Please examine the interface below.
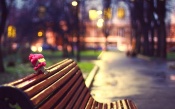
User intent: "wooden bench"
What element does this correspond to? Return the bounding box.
[0,59,137,109]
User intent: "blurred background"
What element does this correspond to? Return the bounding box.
[0,0,175,83]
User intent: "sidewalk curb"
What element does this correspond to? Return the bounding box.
[97,51,104,59]
[85,51,103,88]
[85,65,99,88]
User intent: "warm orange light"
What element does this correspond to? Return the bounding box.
[8,25,16,38]
[104,8,112,19]
[117,7,125,19]
[38,31,43,37]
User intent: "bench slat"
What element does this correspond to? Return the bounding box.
[122,99,130,109]
[91,100,98,109]
[54,72,84,108]
[65,83,84,109]
[65,82,85,109]
[97,103,103,109]
[72,86,89,108]
[46,58,69,69]
[14,59,74,90]
[85,97,94,109]
[112,102,117,109]
[125,99,137,109]
[6,59,70,87]
[79,91,91,109]
[24,62,77,97]
[41,70,82,109]
[103,103,108,109]
[108,103,114,109]
[117,100,122,109]
[31,65,79,106]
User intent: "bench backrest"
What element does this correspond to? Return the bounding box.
[0,59,91,109]
[0,59,137,109]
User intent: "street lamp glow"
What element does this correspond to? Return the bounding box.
[38,46,43,52]
[72,1,78,6]
[7,25,16,38]
[89,10,98,20]
[98,18,104,23]
[97,10,102,15]
[38,31,43,37]
[31,46,37,52]
[97,18,104,28]
[117,7,125,19]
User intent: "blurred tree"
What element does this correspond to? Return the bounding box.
[156,0,167,58]
[14,1,42,43]
[103,0,111,51]
[129,0,143,54]
[0,0,8,72]
[129,0,167,59]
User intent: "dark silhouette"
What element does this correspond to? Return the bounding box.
[129,0,167,59]
[0,0,8,72]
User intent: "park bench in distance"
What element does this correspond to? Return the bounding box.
[0,58,137,109]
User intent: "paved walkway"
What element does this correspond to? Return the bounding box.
[90,51,175,109]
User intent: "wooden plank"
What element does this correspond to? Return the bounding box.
[72,87,88,108]
[97,103,103,109]
[91,100,95,109]
[30,65,79,106]
[103,103,108,109]
[4,74,37,86]
[79,92,91,109]
[126,99,137,109]
[54,71,84,109]
[116,100,122,109]
[91,100,98,109]
[114,99,138,109]
[37,70,81,109]
[108,102,114,109]
[24,63,77,97]
[65,82,85,109]
[112,102,117,109]
[6,59,70,87]
[15,60,74,90]
[121,99,129,109]
[85,97,94,109]
[46,59,69,69]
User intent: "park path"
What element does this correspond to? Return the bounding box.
[90,51,175,109]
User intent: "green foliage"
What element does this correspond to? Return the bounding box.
[78,61,94,74]
[41,50,62,58]
[5,63,33,74]
[80,50,101,58]
[167,52,175,60]
[41,51,63,66]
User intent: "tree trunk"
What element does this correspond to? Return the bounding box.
[0,0,8,72]
[143,23,149,55]
[156,0,167,58]
[160,21,167,58]
[150,26,155,56]
[135,22,142,54]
